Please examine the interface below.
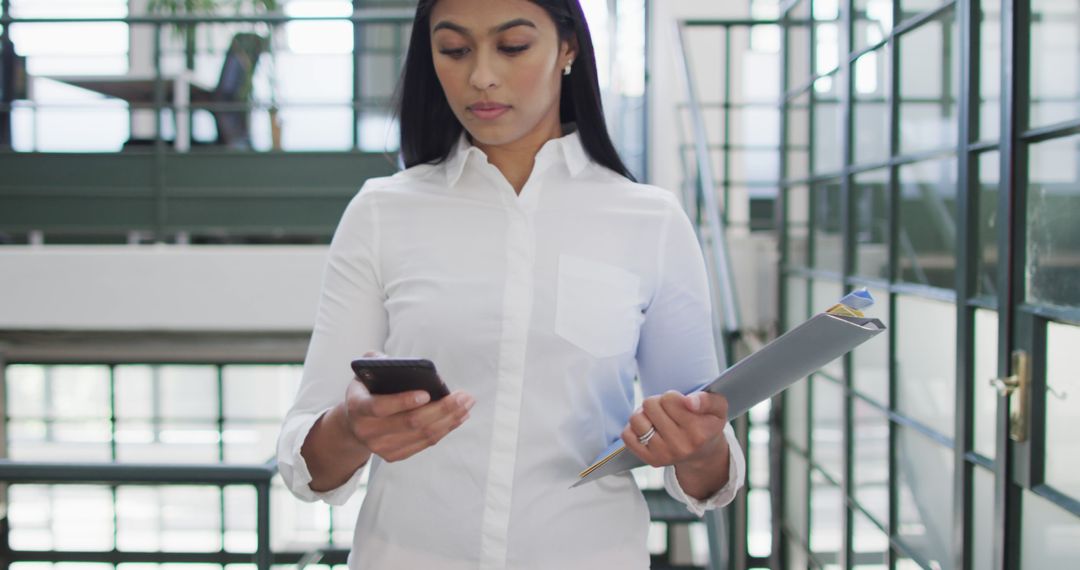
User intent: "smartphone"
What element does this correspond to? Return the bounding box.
[350,358,450,401]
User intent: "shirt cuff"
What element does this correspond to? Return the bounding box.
[662,422,746,517]
[276,408,368,506]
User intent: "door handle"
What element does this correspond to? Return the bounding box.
[989,350,1030,442]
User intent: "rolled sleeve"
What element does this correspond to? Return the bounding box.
[662,422,746,517]
[276,409,368,506]
[276,185,388,506]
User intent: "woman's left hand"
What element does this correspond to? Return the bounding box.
[621,390,730,470]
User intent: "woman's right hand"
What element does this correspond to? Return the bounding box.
[339,379,475,463]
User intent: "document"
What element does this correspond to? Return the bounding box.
[573,289,887,487]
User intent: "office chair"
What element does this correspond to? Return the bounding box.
[123,32,267,150]
[211,32,267,149]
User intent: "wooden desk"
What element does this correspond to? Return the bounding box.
[44,75,215,105]
[42,74,215,150]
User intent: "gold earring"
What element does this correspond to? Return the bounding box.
[563,61,573,76]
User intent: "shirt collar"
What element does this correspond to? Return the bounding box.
[444,126,590,188]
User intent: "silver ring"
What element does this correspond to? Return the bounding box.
[637,426,656,446]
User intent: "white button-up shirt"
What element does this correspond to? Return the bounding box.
[277,130,745,569]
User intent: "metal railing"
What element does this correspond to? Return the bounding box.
[0,7,412,243]
[0,459,351,570]
[673,17,786,570]
[673,22,745,369]
[672,20,749,570]
[0,7,417,143]
[0,460,272,570]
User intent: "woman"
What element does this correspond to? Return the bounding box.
[277,0,745,567]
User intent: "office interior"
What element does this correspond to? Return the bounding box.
[0,0,1077,568]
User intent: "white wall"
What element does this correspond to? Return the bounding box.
[0,246,327,332]
[647,0,750,195]
[646,1,778,330]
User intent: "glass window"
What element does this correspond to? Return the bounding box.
[979,0,1002,142]
[160,365,217,420]
[853,399,890,526]
[1029,0,1080,129]
[854,0,893,54]
[809,469,843,564]
[811,376,845,482]
[51,365,110,419]
[854,169,890,280]
[730,151,782,185]
[977,151,1000,299]
[1021,489,1080,568]
[224,486,257,553]
[359,54,400,100]
[787,92,811,181]
[279,107,354,152]
[853,287,890,404]
[785,376,810,452]
[223,365,302,420]
[784,450,810,543]
[898,10,959,155]
[5,365,46,419]
[10,484,116,551]
[748,487,773,558]
[786,276,810,330]
[786,185,811,267]
[813,0,842,77]
[811,279,846,378]
[8,365,112,461]
[224,423,279,464]
[115,420,221,464]
[898,156,959,289]
[115,365,155,420]
[813,74,844,175]
[971,466,994,570]
[896,555,924,570]
[853,45,891,166]
[8,0,130,152]
[117,486,222,552]
[749,400,773,490]
[285,1,354,54]
[7,485,52,550]
[732,25,781,104]
[1044,321,1080,500]
[1026,135,1080,309]
[276,491,332,548]
[895,424,954,570]
[896,295,957,438]
[789,0,811,19]
[786,15,812,90]
[8,419,111,462]
[812,179,844,274]
[899,0,945,18]
[788,538,810,570]
[735,107,782,147]
[973,309,999,460]
[852,509,889,569]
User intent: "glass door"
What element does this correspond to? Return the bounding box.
[982,0,1080,568]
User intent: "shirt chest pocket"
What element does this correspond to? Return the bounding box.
[554,254,643,358]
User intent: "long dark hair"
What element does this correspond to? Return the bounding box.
[395,0,635,181]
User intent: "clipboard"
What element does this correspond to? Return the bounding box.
[573,304,886,487]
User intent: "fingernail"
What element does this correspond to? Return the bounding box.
[415,392,430,405]
[463,395,476,410]
[687,394,701,411]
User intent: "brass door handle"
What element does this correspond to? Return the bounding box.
[989,375,1020,396]
[989,350,1030,442]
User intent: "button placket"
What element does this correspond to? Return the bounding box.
[477,202,536,569]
